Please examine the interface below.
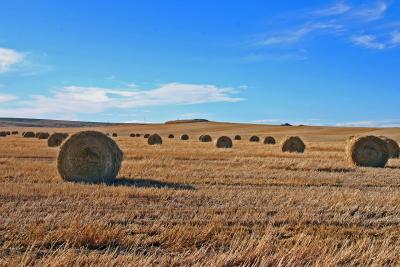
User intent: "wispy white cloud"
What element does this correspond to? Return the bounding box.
[391,31,400,45]
[336,119,400,128]
[313,2,352,16]
[352,2,388,21]
[0,93,17,103]
[0,83,244,119]
[0,48,24,73]
[351,34,386,49]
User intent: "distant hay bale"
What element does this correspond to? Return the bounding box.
[130,133,136,137]
[112,133,118,137]
[281,136,306,153]
[5,131,11,135]
[346,136,389,167]
[12,131,18,135]
[23,132,36,138]
[144,134,150,138]
[148,134,162,145]
[249,136,260,142]
[22,132,25,136]
[263,136,276,144]
[57,131,123,183]
[48,133,69,147]
[181,134,189,140]
[379,136,399,159]
[199,134,212,142]
[37,132,50,139]
[215,136,232,148]
[135,133,141,137]
[234,135,241,140]
[0,132,6,137]
[168,134,174,138]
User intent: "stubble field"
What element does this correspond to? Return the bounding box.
[1,122,400,266]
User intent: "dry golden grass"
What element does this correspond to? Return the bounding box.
[1,122,400,266]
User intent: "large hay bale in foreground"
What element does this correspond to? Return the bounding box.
[199,134,212,142]
[37,132,50,139]
[23,132,35,138]
[168,134,174,139]
[379,136,399,158]
[148,134,162,145]
[181,134,189,140]
[281,136,306,153]
[346,136,389,167]
[48,133,69,147]
[249,136,260,142]
[263,136,276,145]
[215,136,232,148]
[234,135,241,140]
[57,131,123,183]
[144,134,150,138]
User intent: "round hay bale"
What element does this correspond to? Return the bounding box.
[144,133,150,138]
[168,134,174,139]
[379,136,399,159]
[12,131,18,135]
[37,132,50,139]
[234,135,241,140]
[112,133,118,137]
[136,133,141,137]
[199,134,212,142]
[346,136,389,167]
[263,136,276,144]
[148,134,162,145]
[23,132,35,138]
[5,131,11,135]
[57,131,123,183]
[281,136,306,153]
[48,133,69,147]
[215,136,232,148]
[130,133,136,137]
[0,132,6,137]
[249,136,260,142]
[181,134,189,140]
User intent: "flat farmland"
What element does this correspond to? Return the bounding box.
[1,122,400,266]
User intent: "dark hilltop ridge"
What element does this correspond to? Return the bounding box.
[164,119,210,124]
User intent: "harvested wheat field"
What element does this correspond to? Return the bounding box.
[1,121,400,266]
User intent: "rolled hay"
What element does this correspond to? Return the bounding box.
[234,135,241,140]
[57,131,123,183]
[168,134,174,138]
[281,136,306,153]
[346,136,389,167]
[215,136,233,148]
[135,133,141,137]
[148,134,162,145]
[48,133,69,147]
[112,133,118,137]
[130,133,136,137]
[0,132,6,137]
[12,131,18,135]
[263,136,276,145]
[379,136,399,159]
[144,134,150,138]
[249,135,260,142]
[199,134,212,142]
[37,132,50,139]
[23,132,35,138]
[5,131,11,135]
[181,134,189,140]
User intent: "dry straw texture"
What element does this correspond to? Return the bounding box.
[199,134,212,142]
[57,131,123,183]
[148,134,163,145]
[181,134,189,140]
[264,136,276,145]
[281,136,306,153]
[346,136,389,167]
[379,136,399,158]
[234,135,241,140]
[48,133,69,147]
[23,131,35,138]
[250,136,260,142]
[215,136,233,148]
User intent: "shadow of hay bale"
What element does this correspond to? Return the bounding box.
[112,178,196,190]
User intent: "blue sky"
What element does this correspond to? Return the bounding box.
[0,0,399,126]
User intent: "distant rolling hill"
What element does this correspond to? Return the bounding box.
[0,118,129,128]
